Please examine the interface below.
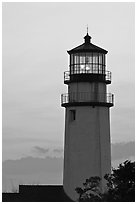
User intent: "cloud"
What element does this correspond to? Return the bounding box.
[33,146,49,154]
[53,148,63,154]
[2,156,63,175]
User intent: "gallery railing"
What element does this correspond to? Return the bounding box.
[64,68,111,83]
[61,92,114,107]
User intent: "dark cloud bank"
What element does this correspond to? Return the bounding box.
[3,141,135,175]
[3,156,63,175]
[33,146,49,154]
[111,141,135,160]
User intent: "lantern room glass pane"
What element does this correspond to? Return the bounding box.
[99,54,102,64]
[70,54,73,65]
[80,54,85,63]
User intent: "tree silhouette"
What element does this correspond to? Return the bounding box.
[75,160,135,202]
[75,176,102,201]
[104,160,135,202]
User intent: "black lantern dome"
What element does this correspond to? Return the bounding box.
[67,33,108,79]
[67,33,108,54]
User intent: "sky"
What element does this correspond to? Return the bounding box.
[2,2,135,162]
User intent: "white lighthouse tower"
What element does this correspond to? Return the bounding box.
[61,32,114,201]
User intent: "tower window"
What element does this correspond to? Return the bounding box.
[70,110,76,121]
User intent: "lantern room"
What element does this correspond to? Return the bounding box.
[68,33,107,75]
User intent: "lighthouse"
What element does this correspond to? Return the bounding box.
[61,32,114,200]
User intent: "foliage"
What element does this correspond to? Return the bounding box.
[75,160,135,202]
[104,160,135,202]
[75,176,102,201]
